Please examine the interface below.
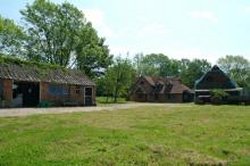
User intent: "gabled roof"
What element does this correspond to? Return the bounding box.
[134,76,192,94]
[0,63,95,86]
[195,65,238,90]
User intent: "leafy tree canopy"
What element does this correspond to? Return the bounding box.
[0,0,112,78]
[180,59,211,88]
[0,16,26,57]
[133,53,180,77]
[218,55,250,87]
[99,56,135,102]
[20,0,112,77]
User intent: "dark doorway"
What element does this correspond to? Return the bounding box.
[85,87,93,106]
[13,81,40,107]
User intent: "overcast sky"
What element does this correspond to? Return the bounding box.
[1,0,250,64]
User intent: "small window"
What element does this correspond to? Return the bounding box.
[85,88,92,96]
[140,81,144,85]
[49,84,67,96]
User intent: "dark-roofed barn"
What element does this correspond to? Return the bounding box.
[129,76,193,103]
[194,65,242,104]
[0,63,96,108]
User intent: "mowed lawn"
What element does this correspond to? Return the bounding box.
[0,105,249,165]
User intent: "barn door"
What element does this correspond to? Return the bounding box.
[84,87,93,106]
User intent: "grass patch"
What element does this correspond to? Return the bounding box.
[0,105,249,165]
[96,96,127,104]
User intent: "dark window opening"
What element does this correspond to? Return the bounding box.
[85,88,92,96]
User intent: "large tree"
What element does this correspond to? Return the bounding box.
[20,0,112,77]
[0,15,26,57]
[102,57,135,102]
[180,59,211,88]
[133,53,179,77]
[217,55,250,87]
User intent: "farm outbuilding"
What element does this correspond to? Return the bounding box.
[0,59,96,108]
[194,65,242,104]
[129,76,193,103]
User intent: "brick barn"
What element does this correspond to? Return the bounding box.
[0,62,96,108]
[194,65,242,104]
[129,76,193,103]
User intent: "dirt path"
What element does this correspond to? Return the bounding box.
[0,103,191,118]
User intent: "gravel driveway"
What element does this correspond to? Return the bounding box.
[0,103,185,118]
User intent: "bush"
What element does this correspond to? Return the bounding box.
[211,89,229,105]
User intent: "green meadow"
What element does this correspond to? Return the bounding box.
[0,105,249,165]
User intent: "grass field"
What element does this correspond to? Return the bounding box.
[0,105,249,165]
[96,96,127,104]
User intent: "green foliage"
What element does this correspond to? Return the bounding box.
[180,59,211,88]
[20,0,82,65]
[133,54,211,89]
[211,89,229,99]
[133,53,180,77]
[211,89,229,104]
[0,105,249,165]
[0,54,64,70]
[100,57,136,102]
[19,0,112,77]
[0,0,112,78]
[218,55,250,87]
[96,96,127,104]
[0,15,26,56]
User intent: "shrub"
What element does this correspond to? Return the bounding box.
[211,89,229,105]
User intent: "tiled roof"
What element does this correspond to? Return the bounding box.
[143,76,192,94]
[0,64,95,86]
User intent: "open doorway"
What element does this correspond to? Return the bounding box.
[12,81,40,107]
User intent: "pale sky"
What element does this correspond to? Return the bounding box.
[1,0,250,64]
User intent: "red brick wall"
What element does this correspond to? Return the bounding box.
[0,80,96,107]
[2,79,12,107]
[40,82,96,106]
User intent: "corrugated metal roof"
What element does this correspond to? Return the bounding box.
[0,64,95,86]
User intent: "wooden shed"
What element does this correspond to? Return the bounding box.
[0,60,96,108]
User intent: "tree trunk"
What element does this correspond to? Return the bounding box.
[106,96,109,103]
